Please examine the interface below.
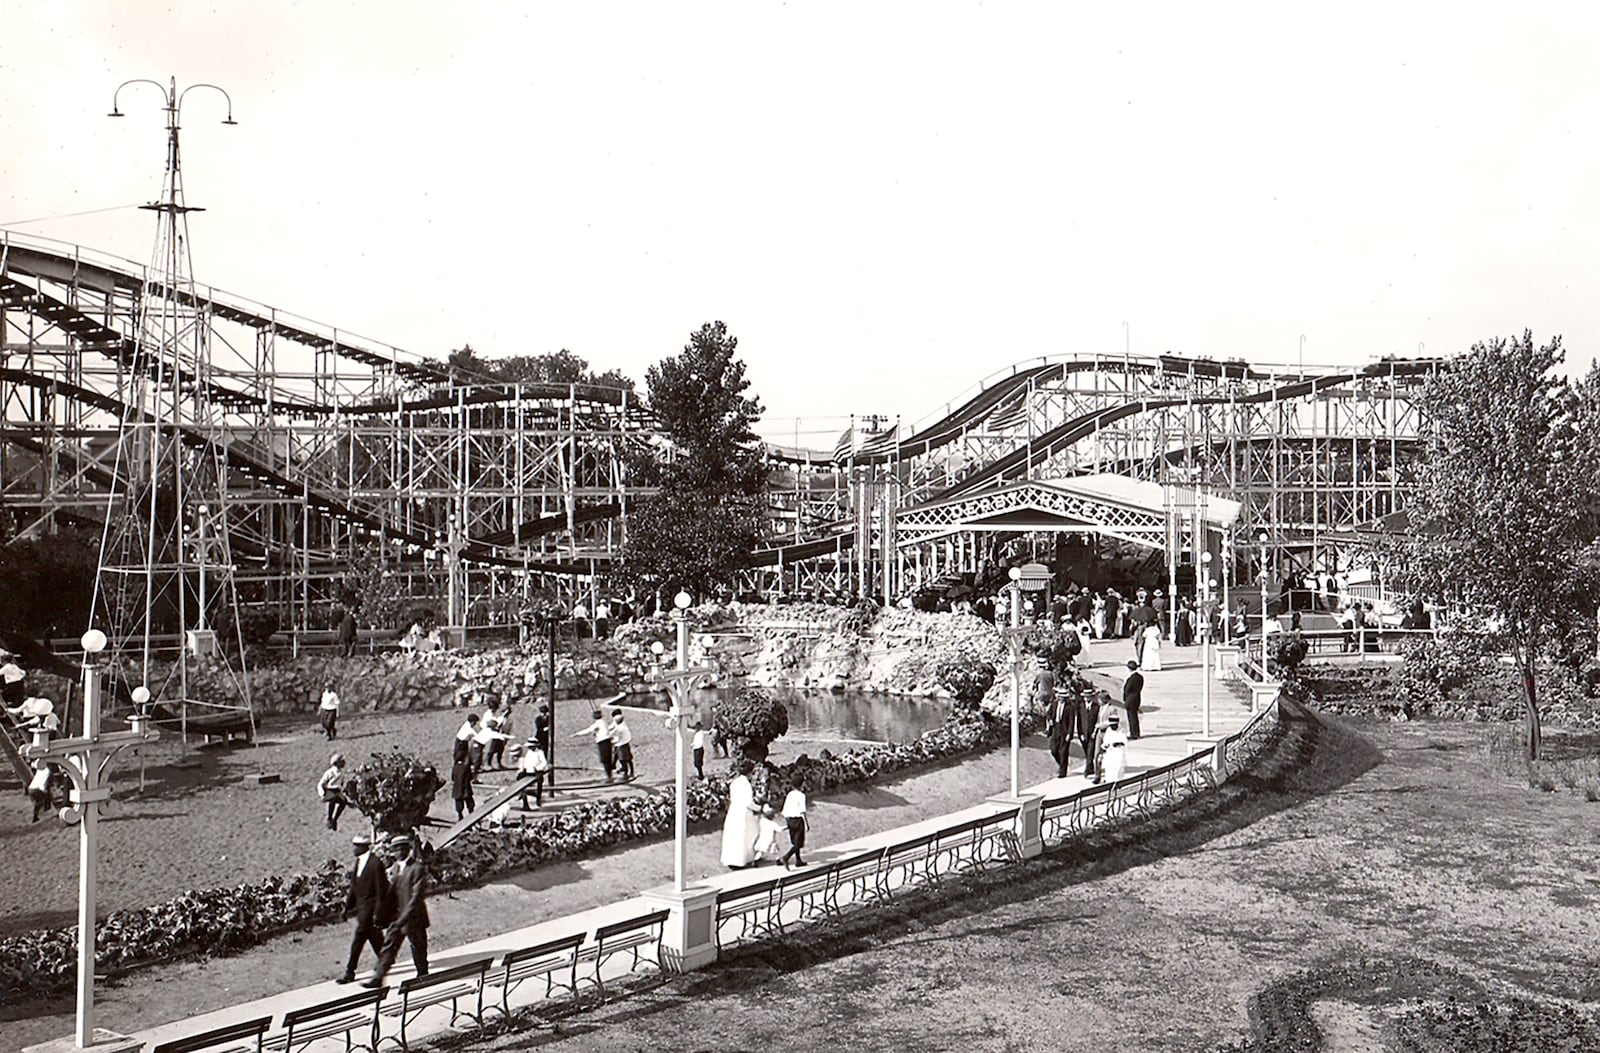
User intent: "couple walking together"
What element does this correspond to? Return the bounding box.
[721,760,809,869]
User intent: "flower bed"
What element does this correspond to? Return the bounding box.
[0,697,1029,1005]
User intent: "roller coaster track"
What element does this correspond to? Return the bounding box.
[4,231,1436,608]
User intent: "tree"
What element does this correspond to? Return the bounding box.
[1405,332,1600,760]
[342,749,446,836]
[621,322,772,595]
[616,490,765,598]
[639,321,768,497]
[936,656,997,711]
[440,345,635,395]
[0,528,101,639]
[713,686,789,762]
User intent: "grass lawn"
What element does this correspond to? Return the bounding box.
[441,705,1600,1052]
[0,688,890,935]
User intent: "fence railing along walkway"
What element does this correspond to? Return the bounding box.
[142,693,1287,1053]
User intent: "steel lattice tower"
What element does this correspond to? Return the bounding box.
[92,77,251,713]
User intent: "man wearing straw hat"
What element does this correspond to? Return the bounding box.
[366,833,429,986]
[337,833,390,984]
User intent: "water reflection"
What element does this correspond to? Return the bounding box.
[631,687,949,745]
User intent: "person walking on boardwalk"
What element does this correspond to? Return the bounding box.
[1082,691,1104,780]
[609,709,635,780]
[573,708,616,782]
[779,771,810,869]
[1029,656,1054,718]
[318,754,348,830]
[365,834,429,986]
[720,759,761,868]
[318,681,341,741]
[1098,712,1129,783]
[1122,660,1145,740]
[338,833,390,984]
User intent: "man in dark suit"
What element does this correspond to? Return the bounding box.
[365,834,429,986]
[1122,660,1145,739]
[1080,691,1102,779]
[338,833,390,984]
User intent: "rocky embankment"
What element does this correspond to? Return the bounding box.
[141,603,1015,717]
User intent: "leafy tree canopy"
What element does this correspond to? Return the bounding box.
[1405,331,1600,758]
[441,345,635,394]
[619,490,765,598]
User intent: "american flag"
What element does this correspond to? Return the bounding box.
[858,424,898,457]
[832,426,854,464]
[986,389,1029,432]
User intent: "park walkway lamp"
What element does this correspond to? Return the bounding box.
[22,629,160,1050]
[1200,551,1214,738]
[1005,567,1024,797]
[1256,528,1275,673]
[649,592,714,892]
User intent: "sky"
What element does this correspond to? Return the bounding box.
[3,1,1598,448]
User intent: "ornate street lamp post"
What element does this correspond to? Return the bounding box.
[649,592,714,892]
[1005,567,1024,797]
[1200,551,1215,738]
[21,630,160,1050]
[1257,528,1271,672]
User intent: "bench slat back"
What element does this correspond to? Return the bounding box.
[152,1014,274,1053]
[400,956,491,996]
[283,985,385,1027]
[503,932,584,972]
[595,908,669,943]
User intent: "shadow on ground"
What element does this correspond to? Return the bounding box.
[430,699,1383,1049]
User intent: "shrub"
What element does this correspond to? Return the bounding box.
[1267,631,1309,679]
[342,749,446,835]
[712,686,789,762]
[936,655,997,710]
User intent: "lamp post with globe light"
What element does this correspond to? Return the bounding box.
[21,630,159,1050]
[648,592,715,892]
[1005,567,1024,797]
[1200,552,1215,738]
[1257,528,1271,672]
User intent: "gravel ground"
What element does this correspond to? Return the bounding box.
[0,690,886,934]
[434,706,1600,1053]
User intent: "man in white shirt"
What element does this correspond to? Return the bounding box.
[691,722,709,779]
[317,754,348,830]
[319,682,341,741]
[595,600,612,640]
[0,656,26,709]
[572,601,590,641]
[572,708,615,782]
[609,709,634,780]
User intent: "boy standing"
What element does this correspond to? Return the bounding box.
[779,772,809,869]
[610,709,634,780]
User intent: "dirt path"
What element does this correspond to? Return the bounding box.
[438,707,1600,1052]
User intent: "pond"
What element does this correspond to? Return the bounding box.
[630,686,950,746]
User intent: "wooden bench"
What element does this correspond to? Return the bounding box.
[487,931,585,1020]
[576,908,671,1001]
[714,875,783,954]
[262,986,386,1053]
[379,957,492,1051]
[932,807,1021,875]
[151,1014,274,1053]
[875,831,940,899]
[186,710,255,746]
[820,847,889,915]
[770,859,838,931]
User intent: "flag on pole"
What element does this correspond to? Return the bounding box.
[986,389,1029,432]
[858,424,898,457]
[832,425,855,464]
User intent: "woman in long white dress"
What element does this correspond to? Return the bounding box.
[1098,713,1129,782]
[1140,621,1163,672]
[720,761,761,868]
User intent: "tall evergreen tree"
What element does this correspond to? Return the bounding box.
[622,322,771,597]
